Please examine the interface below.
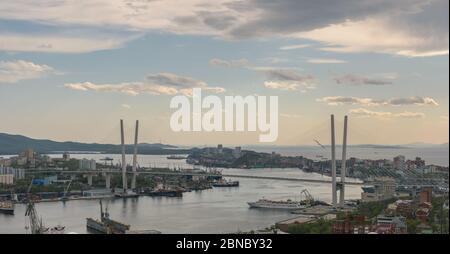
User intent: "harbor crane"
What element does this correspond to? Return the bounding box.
[62,180,72,201]
[300,189,314,206]
[24,177,46,234]
[313,139,327,150]
[26,177,34,195]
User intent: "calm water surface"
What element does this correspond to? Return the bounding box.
[0,154,362,234]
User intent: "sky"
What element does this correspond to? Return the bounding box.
[0,0,448,146]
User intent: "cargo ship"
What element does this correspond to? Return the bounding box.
[0,200,14,215]
[140,187,183,197]
[167,155,187,160]
[87,201,130,234]
[248,199,306,210]
[212,179,239,187]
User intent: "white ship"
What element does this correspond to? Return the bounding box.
[247,199,306,210]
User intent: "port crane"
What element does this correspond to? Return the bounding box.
[62,180,72,201]
[313,139,327,150]
[26,177,34,195]
[300,189,314,206]
[24,178,65,234]
[24,177,47,234]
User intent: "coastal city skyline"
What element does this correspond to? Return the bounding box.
[0,1,448,238]
[0,0,448,145]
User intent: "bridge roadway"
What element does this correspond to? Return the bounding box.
[24,169,364,186]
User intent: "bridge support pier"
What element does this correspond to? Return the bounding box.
[105,174,111,189]
[131,173,137,190]
[87,175,93,186]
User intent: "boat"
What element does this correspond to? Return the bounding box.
[87,200,130,234]
[25,199,65,234]
[126,230,162,234]
[212,179,239,187]
[167,155,187,160]
[141,187,183,197]
[114,189,139,198]
[247,199,306,210]
[0,200,14,215]
[45,225,66,234]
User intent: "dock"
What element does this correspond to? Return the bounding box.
[292,205,335,216]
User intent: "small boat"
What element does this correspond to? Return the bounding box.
[0,200,14,215]
[212,179,239,187]
[167,155,187,160]
[114,189,139,198]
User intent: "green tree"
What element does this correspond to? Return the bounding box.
[406,219,421,234]
[287,218,333,234]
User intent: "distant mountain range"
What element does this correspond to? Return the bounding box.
[1,132,447,155]
[0,133,190,155]
[402,142,449,148]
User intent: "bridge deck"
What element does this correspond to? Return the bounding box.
[24,169,363,185]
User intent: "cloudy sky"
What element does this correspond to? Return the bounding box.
[0,0,448,145]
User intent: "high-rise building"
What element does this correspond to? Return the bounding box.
[0,174,14,185]
[0,166,25,179]
[393,155,405,170]
[21,148,35,162]
[361,177,396,202]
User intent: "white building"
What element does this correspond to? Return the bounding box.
[79,159,97,170]
[361,177,396,202]
[0,174,14,185]
[0,166,25,179]
[393,155,405,170]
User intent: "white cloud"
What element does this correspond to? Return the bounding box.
[307,58,347,64]
[0,33,135,53]
[0,0,446,57]
[64,72,225,96]
[334,74,393,86]
[0,60,54,83]
[350,108,425,118]
[209,58,249,67]
[388,97,439,106]
[318,97,383,106]
[299,18,448,57]
[264,81,299,91]
[394,111,426,118]
[318,96,439,106]
[279,44,310,50]
[261,69,316,91]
